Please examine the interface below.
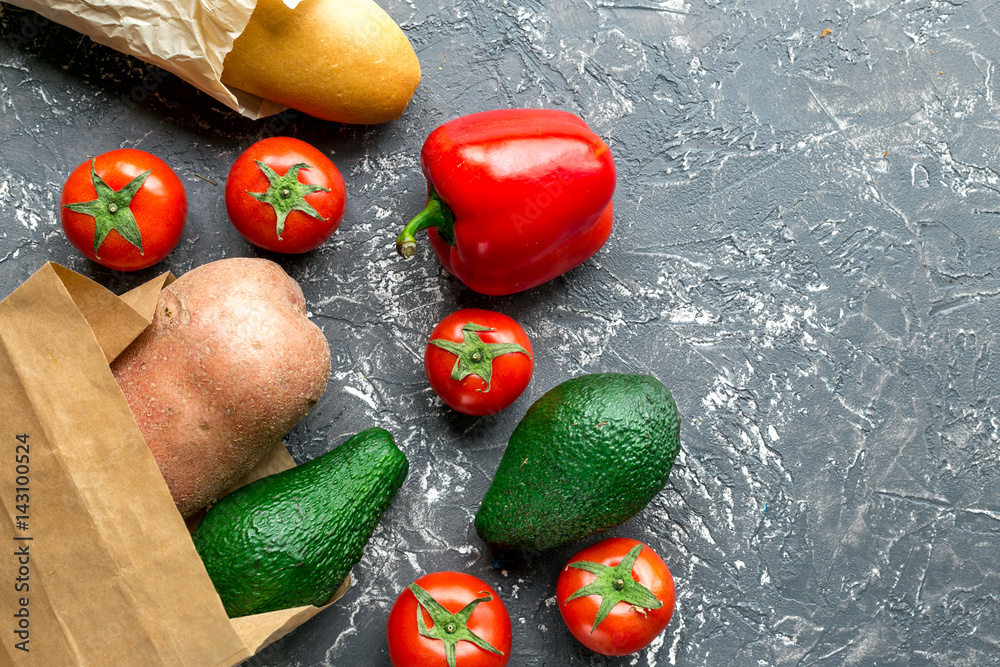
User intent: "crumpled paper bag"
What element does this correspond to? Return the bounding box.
[2,0,285,119]
[0,263,346,666]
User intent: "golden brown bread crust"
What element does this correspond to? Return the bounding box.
[221,0,421,125]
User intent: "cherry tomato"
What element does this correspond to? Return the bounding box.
[424,309,533,416]
[556,538,675,656]
[387,571,512,667]
[60,148,187,271]
[225,136,346,253]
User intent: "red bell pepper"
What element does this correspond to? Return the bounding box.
[395,109,616,296]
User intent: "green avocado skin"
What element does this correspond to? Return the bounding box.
[192,427,408,618]
[474,373,680,552]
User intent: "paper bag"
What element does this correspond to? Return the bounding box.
[0,263,346,666]
[2,0,285,120]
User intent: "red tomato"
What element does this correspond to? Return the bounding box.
[225,137,346,253]
[387,571,512,667]
[60,148,187,271]
[424,309,533,416]
[556,538,675,656]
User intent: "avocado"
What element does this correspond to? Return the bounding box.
[474,373,680,552]
[192,427,408,617]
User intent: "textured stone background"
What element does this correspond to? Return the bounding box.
[2,0,1000,665]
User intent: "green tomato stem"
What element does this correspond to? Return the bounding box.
[428,322,531,392]
[408,583,505,667]
[565,544,663,634]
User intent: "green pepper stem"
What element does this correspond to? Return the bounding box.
[396,188,456,258]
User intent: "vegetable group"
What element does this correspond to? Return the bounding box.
[425,309,533,416]
[396,109,616,295]
[556,538,675,656]
[47,103,681,657]
[60,148,187,271]
[387,572,512,667]
[225,137,346,253]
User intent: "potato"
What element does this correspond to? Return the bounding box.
[111,258,331,517]
[221,0,422,125]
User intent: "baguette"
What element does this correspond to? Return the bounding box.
[221,0,421,125]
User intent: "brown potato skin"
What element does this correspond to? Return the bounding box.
[221,0,421,125]
[111,258,331,517]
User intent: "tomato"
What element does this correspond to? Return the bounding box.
[225,136,346,253]
[60,148,187,271]
[387,571,512,667]
[424,309,533,416]
[556,538,675,656]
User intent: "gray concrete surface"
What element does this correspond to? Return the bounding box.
[2,0,999,665]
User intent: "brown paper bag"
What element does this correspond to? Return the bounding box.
[0,263,346,666]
